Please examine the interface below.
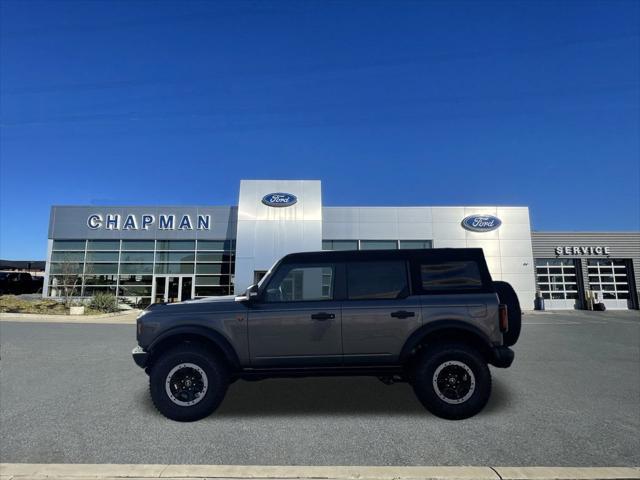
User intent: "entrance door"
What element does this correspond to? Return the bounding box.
[153,276,194,303]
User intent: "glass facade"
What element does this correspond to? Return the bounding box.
[322,239,433,250]
[48,239,235,307]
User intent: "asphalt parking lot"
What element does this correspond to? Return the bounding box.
[0,310,638,466]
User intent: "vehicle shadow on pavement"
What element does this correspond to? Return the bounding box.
[216,377,425,416]
[137,376,512,418]
[211,377,510,417]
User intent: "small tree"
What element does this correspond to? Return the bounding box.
[52,254,83,308]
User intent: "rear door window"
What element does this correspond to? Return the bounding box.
[347,261,408,300]
[419,261,483,292]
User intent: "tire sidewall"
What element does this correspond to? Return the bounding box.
[150,347,227,422]
[413,345,491,420]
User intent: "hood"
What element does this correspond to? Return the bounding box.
[180,295,237,304]
[145,294,246,315]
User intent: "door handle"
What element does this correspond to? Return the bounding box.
[390,310,415,319]
[310,312,335,321]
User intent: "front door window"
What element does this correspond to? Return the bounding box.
[264,264,334,302]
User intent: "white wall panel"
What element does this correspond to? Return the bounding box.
[500,256,535,275]
[484,257,503,276]
[498,222,533,239]
[358,222,399,239]
[500,239,534,257]
[323,207,359,223]
[397,207,433,223]
[496,207,530,224]
[432,222,466,240]
[397,222,433,239]
[465,229,500,240]
[359,207,398,222]
[464,207,498,216]
[467,239,501,257]
[432,207,465,223]
[322,222,360,239]
[433,239,467,248]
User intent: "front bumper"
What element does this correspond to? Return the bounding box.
[132,346,149,368]
[489,346,514,368]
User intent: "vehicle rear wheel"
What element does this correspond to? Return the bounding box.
[149,344,228,422]
[412,343,491,420]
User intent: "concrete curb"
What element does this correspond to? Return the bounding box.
[1,464,638,480]
[0,311,139,324]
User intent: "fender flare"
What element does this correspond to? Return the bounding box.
[147,325,240,369]
[399,320,493,362]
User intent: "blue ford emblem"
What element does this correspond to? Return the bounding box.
[461,214,502,232]
[261,193,298,207]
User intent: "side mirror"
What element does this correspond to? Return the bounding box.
[246,284,259,298]
[236,284,259,302]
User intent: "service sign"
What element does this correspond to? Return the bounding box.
[261,193,298,207]
[461,214,502,232]
[555,246,611,256]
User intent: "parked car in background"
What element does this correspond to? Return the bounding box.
[0,272,43,295]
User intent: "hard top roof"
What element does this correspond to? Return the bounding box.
[280,248,486,263]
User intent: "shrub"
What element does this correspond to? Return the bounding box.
[89,293,119,313]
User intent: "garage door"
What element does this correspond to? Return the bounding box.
[536,258,580,310]
[587,259,631,310]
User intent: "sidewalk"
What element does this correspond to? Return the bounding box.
[1,464,639,480]
[0,310,140,324]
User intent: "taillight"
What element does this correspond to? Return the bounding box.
[499,304,509,332]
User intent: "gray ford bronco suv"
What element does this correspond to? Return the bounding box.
[133,248,520,421]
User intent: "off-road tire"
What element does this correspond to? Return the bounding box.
[149,344,228,422]
[412,343,491,420]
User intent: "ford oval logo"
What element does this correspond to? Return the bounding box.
[261,192,298,207]
[461,214,502,232]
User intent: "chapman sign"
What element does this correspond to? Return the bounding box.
[87,213,211,231]
[555,246,611,256]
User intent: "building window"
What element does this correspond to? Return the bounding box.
[535,258,579,300]
[322,240,358,251]
[323,239,432,250]
[360,240,398,250]
[49,238,236,303]
[399,240,433,249]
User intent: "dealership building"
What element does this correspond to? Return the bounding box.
[44,180,640,311]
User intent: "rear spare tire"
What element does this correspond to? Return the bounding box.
[493,281,521,346]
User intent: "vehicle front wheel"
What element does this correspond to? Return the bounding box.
[149,344,228,422]
[412,343,491,420]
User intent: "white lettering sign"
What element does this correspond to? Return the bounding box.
[86,214,211,231]
[555,246,611,256]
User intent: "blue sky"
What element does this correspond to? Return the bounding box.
[1,0,638,260]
